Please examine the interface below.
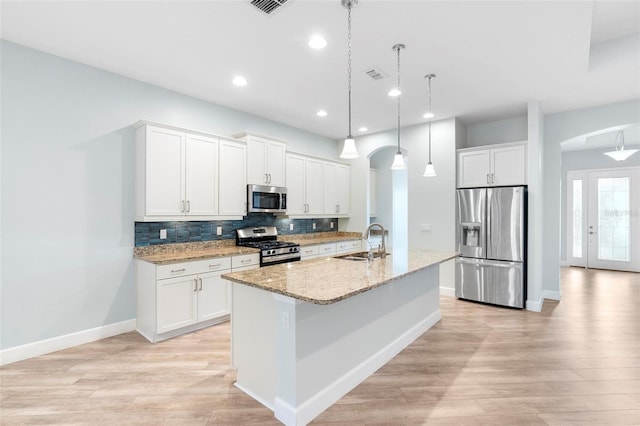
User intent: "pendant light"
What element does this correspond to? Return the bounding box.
[423,74,437,177]
[390,43,407,170]
[604,130,638,161]
[339,0,359,159]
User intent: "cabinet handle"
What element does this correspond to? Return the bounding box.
[269,173,272,184]
[491,173,495,184]
[186,200,191,212]
[193,279,198,292]
[486,174,490,184]
[171,268,186,273]
[198,278,203,291]
[181,200,186,212]
[265,173,268,184]
[241,259,252,264]
[209,263,221,269]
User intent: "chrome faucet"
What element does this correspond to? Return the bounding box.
[363,223,387,259]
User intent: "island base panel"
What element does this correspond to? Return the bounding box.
[230,266,440,426]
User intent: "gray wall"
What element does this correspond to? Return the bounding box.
[560,146,640,260]
[464,115,528,147]
[0,41,339,350]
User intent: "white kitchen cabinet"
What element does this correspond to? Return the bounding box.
[300,240,361,261]
[218,138,248,216]
[135,123,218,220]
[370,169,377,217]
[336,239,362,253]
[137,252,259,343]
[286,153,324,215]
[234,132,286,187]
[457,142,527,188]
[137,257,232,342]
[323,161,350,216]
[300,245,320,260]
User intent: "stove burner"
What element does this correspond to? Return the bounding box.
[236,226,301,266]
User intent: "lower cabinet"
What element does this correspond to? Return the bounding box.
[137,253,259,342]
[300,240,362,261]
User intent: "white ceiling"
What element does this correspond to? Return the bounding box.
[1,0,639,141]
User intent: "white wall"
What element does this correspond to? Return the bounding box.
[0,41,339,351]
[344,118,458,292]
[465,115,528,147]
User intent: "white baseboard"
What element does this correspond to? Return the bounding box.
[543,290,561,301]
[0,319,136,366]
[440,286,455,297]
[526,297,543,312]
[559,260,570,267]
[274,310,442,426]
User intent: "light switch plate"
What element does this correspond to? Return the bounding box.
[160,229,167,239]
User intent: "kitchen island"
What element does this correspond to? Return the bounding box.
[222,249,458,426]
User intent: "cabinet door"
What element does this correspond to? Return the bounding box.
[457,150,490,188]
[491,144,527,186]
[146,126,185,216]
[197,271,230,322]
[323,162,338,215]
[305,158,324,215]
[185,134,218,216]
[219,140,247,216]
[156,276,198,334]
[286,153,307,215]
[336,164,350,215]
[246,137,267,185]
[266,141,286,187]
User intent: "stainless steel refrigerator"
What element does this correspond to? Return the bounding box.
[455,186,527,308]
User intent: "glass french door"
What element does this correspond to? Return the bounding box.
[567,168,640,272]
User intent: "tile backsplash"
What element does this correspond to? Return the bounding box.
[135,213,338,246]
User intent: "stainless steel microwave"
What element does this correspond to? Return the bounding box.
[247,184,287,214]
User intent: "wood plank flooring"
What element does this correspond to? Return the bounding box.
[2,267,639,425]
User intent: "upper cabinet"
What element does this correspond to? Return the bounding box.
[457,142,527,188]
[218,138,248,216]
[323,161,350,216]
[286,153,324,216]
[135,123,218,220]
[234,132,286,187]
[135,122,246,221]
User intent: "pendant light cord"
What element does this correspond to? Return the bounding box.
[347,4,352,138]
[396,45,401,154]
[428,76,432,163]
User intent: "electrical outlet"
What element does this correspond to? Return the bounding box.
[289,223,294,231]
[216,226,222,236]
[160,229,167,239]
[421,224,432,232]
[282,312,290,329]
[312,223,316,230]
[330,222,334,229]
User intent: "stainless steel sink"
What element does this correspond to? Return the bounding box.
[334,251,390,261]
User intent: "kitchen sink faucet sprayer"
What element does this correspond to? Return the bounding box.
[363,223,387,259]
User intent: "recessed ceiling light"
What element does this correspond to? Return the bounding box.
[423,112,435,119]
[358,127,368,132]
[232,76,247,87]
[309,35,327,49]
[317,110,328,117]
[388,88,401,97]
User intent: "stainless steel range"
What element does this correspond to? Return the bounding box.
[236,226,300,267]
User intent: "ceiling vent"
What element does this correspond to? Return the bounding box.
[251,0,289,15]
[365,67,387,81]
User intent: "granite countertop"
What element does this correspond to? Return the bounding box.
[134,240,259,265]
[222,250,459,305]
[133,232,364,265]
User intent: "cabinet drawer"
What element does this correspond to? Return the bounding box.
[300,245,319,259]
[336,240,362,253]
[317,243,337,256]
[232,253,260,269]
[157,262,202,280]
[189,257,232,274]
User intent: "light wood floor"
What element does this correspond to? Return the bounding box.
[2,267,639,425]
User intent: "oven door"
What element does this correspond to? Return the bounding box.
[247,184,287,214]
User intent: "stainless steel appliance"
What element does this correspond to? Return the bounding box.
[236,226,300,266]
[455,186,527,308]
[247,184,287,214]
